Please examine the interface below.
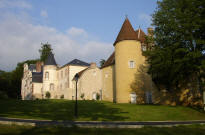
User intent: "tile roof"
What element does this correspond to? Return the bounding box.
[44,53,57,66]
[67,59,90,66]
[113,18,138,45]
[32,72,43,83]
[101,52,115,68]
[136,28,146,43]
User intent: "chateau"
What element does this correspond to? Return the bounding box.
[21,18,155,103]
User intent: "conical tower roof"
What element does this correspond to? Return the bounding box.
[44,52,57,65]
[113,18,138,45]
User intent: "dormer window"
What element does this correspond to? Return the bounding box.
[129,61,135,68]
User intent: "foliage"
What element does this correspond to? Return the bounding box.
[0,60,38,99]
[39,42,53,62]
[99,59,106,67]
[80,93,85,100]
[96,93,100,100]
[0,100,205,121]
[45,92,51,99]
[60,95,64,99]
[145,0,205,92]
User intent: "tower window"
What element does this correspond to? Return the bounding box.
[50,83,54,90]
[129,61,135,68]
[45,72,49,79]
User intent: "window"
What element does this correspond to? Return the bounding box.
[129,61,135,68]
[65,82,68,88]
[61,70,63,78]
[45,72,49,79]
[142,45,147,51]
[65,69,67,76]
[50,83,54,91]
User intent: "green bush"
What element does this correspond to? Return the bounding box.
[96,93,100,100]
[80,93,85,100]
[0,91,8,99]
[45,91,51,99]
[60,95,64,99]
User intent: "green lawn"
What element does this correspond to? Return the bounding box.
[0,99,205,121]
[0,124,205,135]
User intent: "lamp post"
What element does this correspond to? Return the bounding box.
[74,73,79,118]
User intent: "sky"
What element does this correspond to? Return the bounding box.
[0,0,158,71]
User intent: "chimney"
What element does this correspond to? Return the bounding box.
[36,61,43,72]
[147,27,154,37]
[90,62,97,68]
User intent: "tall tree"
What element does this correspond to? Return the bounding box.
[39,43,53,62]
[145,0,205,91]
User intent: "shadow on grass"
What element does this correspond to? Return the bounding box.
[0,99,128,121]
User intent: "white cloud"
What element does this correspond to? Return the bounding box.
[138,13,152,26]
[0,14,113,71]
[67,27,88,37]
[40,10,48,18]
[0,0,32,9]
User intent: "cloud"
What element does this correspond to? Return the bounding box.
[66,27,88,37]
[138,13,152,26]
[40,10,48,18]
[0,14,113,71]
[0,0,32,9]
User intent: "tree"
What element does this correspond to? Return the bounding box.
[39,42,53,62]
[145,0,205,92]
[99,59,106,67]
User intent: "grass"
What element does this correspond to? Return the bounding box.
[0,124,205,135]
[0,99,205,121]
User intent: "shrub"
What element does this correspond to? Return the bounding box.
[60,95,64,99]
[96,93,100,100]
[0,91,8,99]
[45,91,51,99]
[80,93,85,100]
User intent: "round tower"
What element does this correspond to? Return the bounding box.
[114,18,145,103]
[42,52,58,98]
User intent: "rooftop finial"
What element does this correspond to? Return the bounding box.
[125,14,128,19]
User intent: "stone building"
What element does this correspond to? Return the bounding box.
[22,17,156,103]
[101,17,156,103]
[21,53,101,100]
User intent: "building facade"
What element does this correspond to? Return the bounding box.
[22,18,156,103]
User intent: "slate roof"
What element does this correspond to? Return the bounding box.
[113,18,138,45]
[136,28,146,43]
[67,59,90,66]
[101,52,115,69]
[44,53,57,65]
[29,64,36,71]
[32,72,43,83]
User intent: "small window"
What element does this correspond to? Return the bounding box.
[50,83,54,91]
[57,72,59,79]
[129,61,135,68]
[65,69,67,76]
[142,45,147,51]
[45,72,49,79]
[61,71,63,78]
